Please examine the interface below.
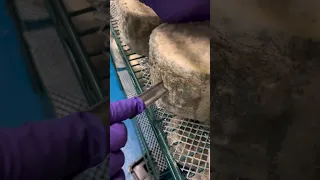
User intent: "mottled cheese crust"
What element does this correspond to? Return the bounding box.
[115,0,161,56]
[149,22,211,122]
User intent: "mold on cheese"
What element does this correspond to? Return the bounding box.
[115,0,162,56]
[149,22,211,122]
[212,1,320,180]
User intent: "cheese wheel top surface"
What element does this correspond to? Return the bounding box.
[151,22,211,75]
[119,0,158,17]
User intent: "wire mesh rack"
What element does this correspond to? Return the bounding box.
[42,0,211,178]
[11,0,247,179]
[43,0,111,179]
[110,17,165,180]
[10,0,110,179]
[110,1,210,179]
[46,0,110,105]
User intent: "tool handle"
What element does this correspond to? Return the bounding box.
[138,82,168,107]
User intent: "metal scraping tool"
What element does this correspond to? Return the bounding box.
[138,82,168,107]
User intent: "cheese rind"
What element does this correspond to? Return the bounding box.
[211,1,320,179]
[149,22,211,122]
[115,0,161,56]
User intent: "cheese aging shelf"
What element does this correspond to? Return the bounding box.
[46,0,210,179]
[110,1,210,179]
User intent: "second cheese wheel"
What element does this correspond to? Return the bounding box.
[115,0,162,56]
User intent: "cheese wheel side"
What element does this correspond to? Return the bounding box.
[149,22,211,122]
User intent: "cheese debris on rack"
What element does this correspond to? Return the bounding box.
[115,0,162,56]
[149,22,211,122]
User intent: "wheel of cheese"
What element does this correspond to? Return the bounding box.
[115,0,162,56]
[149,22,211,122]
[211,1,320,180]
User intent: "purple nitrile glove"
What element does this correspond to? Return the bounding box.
[140,0,210,23]
[110,97,146,180]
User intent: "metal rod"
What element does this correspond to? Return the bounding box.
[138,82,168,107]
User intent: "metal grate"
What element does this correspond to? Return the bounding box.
[12,0,90,115]
[141,57,210,179]
[13,0,110,179]
[116,69,164,177]
[110,0,210,179]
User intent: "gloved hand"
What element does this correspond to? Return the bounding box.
[110,97,146,180]
[140,0,210,23]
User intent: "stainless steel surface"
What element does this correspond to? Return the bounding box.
[138,82,168,107]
